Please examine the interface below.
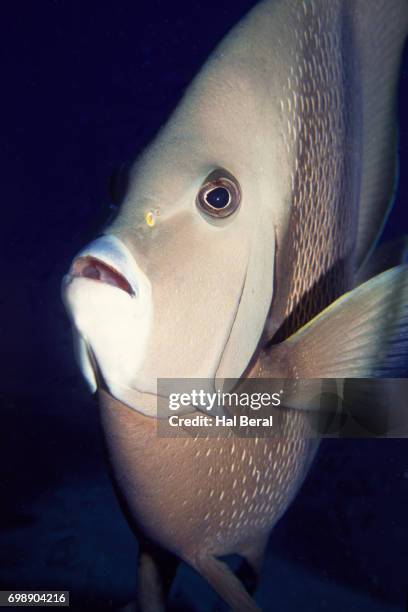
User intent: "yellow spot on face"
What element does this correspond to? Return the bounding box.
[145,211,155,227]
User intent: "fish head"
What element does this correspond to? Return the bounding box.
[62,39,291,416]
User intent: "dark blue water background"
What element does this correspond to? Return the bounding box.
[1,1,407,610]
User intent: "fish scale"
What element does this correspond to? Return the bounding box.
[275,1,359,340]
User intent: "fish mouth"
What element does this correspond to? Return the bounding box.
[70,255,135,296]
[62,234,153,403]
[64,234,143,298]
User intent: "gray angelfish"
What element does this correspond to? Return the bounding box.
[62,0,408,610]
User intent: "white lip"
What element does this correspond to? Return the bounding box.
[69,234,145,297]
[62,234,153,405]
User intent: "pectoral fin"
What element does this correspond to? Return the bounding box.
[262,264,408,379]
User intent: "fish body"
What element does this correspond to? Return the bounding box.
[99,391,317,611]
[62,0,408,609]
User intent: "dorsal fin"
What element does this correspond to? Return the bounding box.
[352,0,408,268]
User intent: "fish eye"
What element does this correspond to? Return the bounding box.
[196,172,241,219]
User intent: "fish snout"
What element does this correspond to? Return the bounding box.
[71,256,135,295]
[62,234,153,398]
[66,234,145,297]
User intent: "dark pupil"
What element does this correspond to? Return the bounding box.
[206,187,230,209]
